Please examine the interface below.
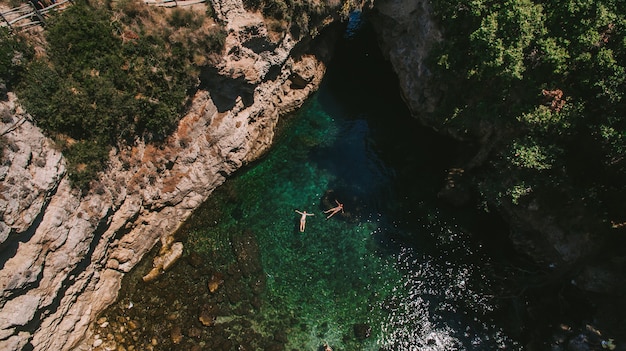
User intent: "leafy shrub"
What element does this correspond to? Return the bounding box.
[0,28,33,90]
[17,1,225,191]
[47,4,122,74]
[240,0,342,39]
[64,139,111,191]
[168,8,204,29]
[115,0,149,21]
[202,26,228,53]
[506,137,561,171]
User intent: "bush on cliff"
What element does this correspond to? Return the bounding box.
[16,1,225,191]
[0,28,33,157]
[0,28,33,91]
[431,0,626,226]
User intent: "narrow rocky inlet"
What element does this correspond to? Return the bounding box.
[85,22,557,351]
[2,1,624,350]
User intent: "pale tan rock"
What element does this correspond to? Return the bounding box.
[170,326,183,344]
[0,294,40,330]
[141,240,183,282]
[161,242,183,271]
[198,311,215,327]
[207,273,224,293]
[141,268,161,283]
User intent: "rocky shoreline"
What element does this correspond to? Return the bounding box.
[2,0,624,350]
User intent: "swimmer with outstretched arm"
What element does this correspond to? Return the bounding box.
[295,210,314,232]
[323,200,344,219]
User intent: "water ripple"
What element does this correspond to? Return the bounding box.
[376,241,520,351]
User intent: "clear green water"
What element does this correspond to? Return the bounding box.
[180,24,520,349]
[187,95,403,350]
[105,22,525,351]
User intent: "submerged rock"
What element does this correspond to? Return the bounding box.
[170,326,183,344]
[208,272,225,293]
[198,305,218,327]
[187,327,202,338]
[142,241,184,282]
[353,323,371,340]
[187,251,204,268]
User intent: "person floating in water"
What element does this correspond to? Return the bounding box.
[324,200,344,219]
[295,210,314,232]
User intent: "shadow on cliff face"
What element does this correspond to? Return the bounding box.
[199,66,256,112]
[0,199,48,271]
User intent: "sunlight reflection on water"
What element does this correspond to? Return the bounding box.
[376,236,520,351]
[99,19,524,351]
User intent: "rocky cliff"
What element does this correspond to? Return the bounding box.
[371,0,624,346]
[0,1,345,349]
[3,0,620,349]
[369,0,441,124]
[370,0,617,289]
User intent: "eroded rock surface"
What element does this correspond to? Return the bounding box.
[371,0,442,123]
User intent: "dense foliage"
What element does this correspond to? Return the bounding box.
[431,0,626,225]
[16,1,225,190]
[0,29,33,91]
[0,29,33,156]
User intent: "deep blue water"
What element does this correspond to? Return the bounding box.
[103,21,531,351]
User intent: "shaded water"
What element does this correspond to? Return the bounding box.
[98,24,534,351]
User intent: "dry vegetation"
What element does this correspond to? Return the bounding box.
[111,0,225,65]
[9,0,226,191]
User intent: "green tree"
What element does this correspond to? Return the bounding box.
[431,0,626,223]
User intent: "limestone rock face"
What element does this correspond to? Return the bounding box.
[501,200,605,265]
[370,0,442,124]
[0,1,335,349]
[0,98,65,241]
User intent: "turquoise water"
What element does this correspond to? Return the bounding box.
[102,23,525,351]
[218,97,402,350]
[181,23,519,350]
